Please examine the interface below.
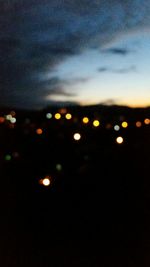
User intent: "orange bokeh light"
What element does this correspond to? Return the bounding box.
[36,128,43,135]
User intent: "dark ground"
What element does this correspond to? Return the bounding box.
[0,108,149,266]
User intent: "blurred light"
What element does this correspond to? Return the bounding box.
[46,113,52,119]
[106,123,112,129]
[121,121,128,128]
[65,113,72,120]
[10,111,16,116]
[39,176,51,187]
[82,117,89,124]
[12,152,19,158]
[9,124,15,129]
[136,121,142,127]
[59,108,67,114]
[54,113,61,120]
[116,136,124,144]
[36,128,43,135]
[5,154,11,161]
[144,118,150,125]
[6,114,12,121]
[114,125,120,131]
[0,117,5,123]
[10,117,16,124]
[73,133,81,141]
[56,164,62,171]
[93,120,100,127]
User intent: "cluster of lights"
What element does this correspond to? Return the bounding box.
[6,114,16,124]
[3,110,150,191]
[45,111,150,131]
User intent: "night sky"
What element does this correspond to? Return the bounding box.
[1,0,150,109]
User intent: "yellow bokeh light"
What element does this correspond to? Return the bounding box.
[73,133,81,141]
[36,128,43,135]
[121,121,128,128]
[136,121,142,127]
[93,120,100,127]
[54,113,61,120]
[116,136,124,144]
[82,117,89,124]
[65,113,72,120]
[144,118,150,125]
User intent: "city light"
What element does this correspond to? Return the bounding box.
[36,128,43,135]
[116,136,124,144]
[121,121,128,128]
[54,113,61,120]
[0,117,5,123]
[136,121,142,127]
[10,117,16,124]
[39,176,51,187]
[82,117,89,124]
[46,113,52,119]
[5,154,12,161]
[6,114,12,121]
[73,133,81,141]
[114,125,120,131]
[106,123,112,129]
[56,164,62,171]
[65,113,72,120]
[93,120,100,127]
[144,118,150,125]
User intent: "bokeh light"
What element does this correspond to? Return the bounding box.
[73,133,81,141]
[59,108,67,114]
[65,113,72,120]
[39,176,51,187]
[106,123,112,129]
[6,114,12,121]
[0,117,5,123]
[46,113,52,119]
[56,164,62,171]
[54,113,61,120]
[93,120,100,127]
[5,154,12,161]
[136,121,142,127]
[114,125,120,131]
[82,117,89,124]
[10,117,16,124]
[36,128,43,135]
[144,118,150,125]
[10,111,16,116]
[121,121,128,128]
[116,136,124,144]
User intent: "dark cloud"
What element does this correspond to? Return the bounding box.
[98,65,136,73]
[0,0,150,108]
[104,48,130,55]
[113,65,137,73]
[98,67,109,72]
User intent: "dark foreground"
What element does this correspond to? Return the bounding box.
[0,107,149,266]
